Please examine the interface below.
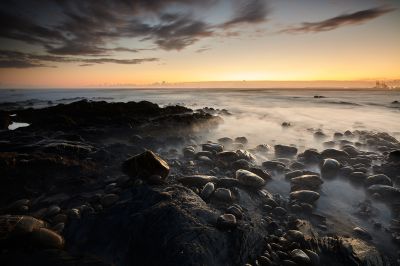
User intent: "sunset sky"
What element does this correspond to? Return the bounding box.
[0,0,399,88]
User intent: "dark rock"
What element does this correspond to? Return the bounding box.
[248,167,271,181]
[100,194,119,207]
[178,175,218,187]
[388,150,400,163]
[213,188,232,202]
[236,169,265,188]
[232,159,251,170]
[302,149,321,164]
[314,131,327,140]
[272,207,287,217]
[320,149,349,160]
[290,175,322,192]
[289,249,310,265]
[202,143,223,153]
[226,205,243,219]
[285,170,304,180]
[364,174,392,187]
[217,137,233,145]
[321,158,341,178]
[255,144,270,153]
[290,190,320,204]
[349,172,367,183]
[274,145,297,158]
[235,137,248,144]
[217,214,237,230]
[262,160,286,170]
[215,178,240,188]
[353,227,372,240]
[122,150,170,179]
[200,182,215,200]
[367,185,400,201]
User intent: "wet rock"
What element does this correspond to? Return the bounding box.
[304,249,319,266]
[178,175,218,187]
[215,177,240,188]
[290,161,305,170]
[290,249,310,265]
[213,188,232,202]
[122,150,170,179]
[232,159,251,170]
[226,205,243,219]
[302,149,321,164]
[100,194,119,207]
[235,137,248,144]
[197,155,213,165]
[262,161,286,171]
[217,151,239,163]
[349,172,367,183]
[291,175,323,192]
[183,146,196,157]
[45,205,61,218]
[321,158,341,178]
[236,169,265,188]
[272,207,287,217]
[353,226,372,240]
[218,137,233,145]
[236,149,256,162]
[320,149,349,160]
[364,174,392,187]
[258,255,273,265]
[290,190,320,204]
[217,214,237,230]
[338,166,353,177]
[367,185,400,200]
[200,182,215,200]
[248,167,271,181]
[274,145,297,158]
[285,230,304,243]
[255,144,270,153]
[388,150,400,163]
[202,143,223,153]
[333,132,344,139]
[285,170,304,180]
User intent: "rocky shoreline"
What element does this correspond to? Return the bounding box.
[1,100,399,266]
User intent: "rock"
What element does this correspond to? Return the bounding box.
[100,194,119,207]
[45,205,61,217]
[304,249,319,266]
[258,255,272,266]
[197,155,213,165]
[178,175,218,187]
[202,143,223,153]
[232,159,251,170]
[226,205,243,219]
[217,214,237,230]
[52,222,65,233]
[367,185,400,201]
[364,174,392,187]
[146,174,165,185]
[52,214,68,224]
[255,144,270,153]
[338,166,353,177]
[213,188,232,202]
[274,145,297,158]
[290,190,320,204]
[302,149,321,164]
[262,161,286,170]
[388,150,400,163]
[236,150,256,161]
[217,151,239,162]
[349,172,367,183]
[67,208,80,219]
[183,146,196,157]
[285,230,304,243]
[353,227,372,240]
[122,150,170,179]
[285,170,304,180]
[235,137,248,144]
[218,137,233,145]
[334,132,344,139]
[290,175,322,192]
[200,182,215,200]
[0,215,64,249]
[215,178,240,188]
[0,111,11,129]
[236,169,265,188]
[321,158,341,178]
[314,131,327,140]
[320,149,349,160]
[248,167,271,181]
[289,249,310,265]
[290,161,305,170]
[272,207,287,217]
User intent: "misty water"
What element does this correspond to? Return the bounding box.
[2,88,400,255]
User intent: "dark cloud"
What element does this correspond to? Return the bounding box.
[281,6,395,34]
[223,0,269,27]
[0,0,271,68]
[0,50,159,68]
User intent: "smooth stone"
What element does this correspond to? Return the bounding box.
[45,205,61,217]
[200,182,215,200]
[320,149,349,159]
[353,226,372,240]
[236,169,265,188]
[262,160,286,170]
[302,149,321,163]
[272,207,287,217]
[217,151,239,162]
[226,205,243,219]
[349,172,367,183]
[321,158,341,177]
[217,214,237,230]
[290,175,323,192]
[249,167,271,180]
[285,230,304,242]
[234,136,248,144]
[290,190,320,204]
[367,185,400,200]
[52,222,65,233]
[122,150,170,179]
[183,146,196,157]
[100,194,119,207]
[232,159,251,170]
[285,170,304,180]
[202,143,223,153]
[31,227,64,249]
[218,137,233,145]
[213,188,232,202]
[364,174,392,187]
[216,177,240,188]
[290,249,310,265]
[304,249,320,266]
[274,145,298,157]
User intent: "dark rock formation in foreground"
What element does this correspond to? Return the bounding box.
[1,100,399,265]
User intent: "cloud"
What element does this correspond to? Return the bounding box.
[0,50,159,68]
[223,0,269,27]
[281,6,395,34]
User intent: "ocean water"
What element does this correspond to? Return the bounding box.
[2,88,399,149]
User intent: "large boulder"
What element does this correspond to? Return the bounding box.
[63,185,268,266]
[122,150,170,179]
[235,169,265,188]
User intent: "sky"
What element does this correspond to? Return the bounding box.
[0,0,399,88]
